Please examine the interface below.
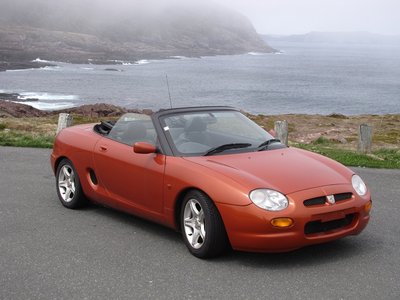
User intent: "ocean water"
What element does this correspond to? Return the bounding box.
[0,41,399,115]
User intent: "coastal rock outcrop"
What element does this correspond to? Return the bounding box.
[0,0,274,68]
[0,99,144,118]
[0,100,49,117]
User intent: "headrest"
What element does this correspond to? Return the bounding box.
[185,117,207,132]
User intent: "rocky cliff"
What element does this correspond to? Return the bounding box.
[0,0,274,67]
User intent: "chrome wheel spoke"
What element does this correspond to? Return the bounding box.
[65,188,72,200]
[199,209,204,221]
[184,217,195,229]
[191,228,201,246]
[62,166,71,178]
[200,224,206,240]
[58,180,68,188]
[190,201,201,217]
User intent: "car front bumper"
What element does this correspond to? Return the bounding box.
[216,184,371,253]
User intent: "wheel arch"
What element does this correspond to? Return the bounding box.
[173,187,226,233]
[174,187,196,230]
[53,156,69,175]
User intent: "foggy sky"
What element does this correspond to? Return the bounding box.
[2,0,399,35]
[212,0,400,35]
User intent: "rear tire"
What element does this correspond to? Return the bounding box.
[180,190,228,258]
[56,159,87,209]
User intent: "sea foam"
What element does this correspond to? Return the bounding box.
[135,60,150,65]
[19,92,78,101]
[32,58,52,63]
[15,101,76,111]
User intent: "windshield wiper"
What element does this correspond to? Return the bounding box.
[257,139,281,151]
[204,143,251,156]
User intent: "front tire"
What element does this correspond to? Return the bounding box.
[56,159,87,209]
[180,190,228,258]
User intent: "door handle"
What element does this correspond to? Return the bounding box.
[99,145,108,151]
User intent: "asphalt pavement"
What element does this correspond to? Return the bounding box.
[0,146,399,299]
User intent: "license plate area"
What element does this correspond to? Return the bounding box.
[318,211,346,222]
[305,213,356,235]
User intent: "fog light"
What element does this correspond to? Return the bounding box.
[271,218,293,228]
[364,200,372,214]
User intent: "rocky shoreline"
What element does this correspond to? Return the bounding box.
[0,2,274,73]
[0,60,56,72]
[0,97,151,118]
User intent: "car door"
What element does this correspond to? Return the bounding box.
[93,116,166,214]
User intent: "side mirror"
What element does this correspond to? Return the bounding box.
[133,142,157,154]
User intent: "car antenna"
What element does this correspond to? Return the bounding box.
[165,74,173,108]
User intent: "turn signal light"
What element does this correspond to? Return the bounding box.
[271,218,294,228]
[364,200,372,214]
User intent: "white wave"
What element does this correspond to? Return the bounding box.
[32,58,52,63]
[6,66,61,72]
[5,68,35,72]
[135,59,150,65]
[81,67,94,70]
[107,59,134,65]
[247,52,267,56]
[40,66,61,71]
[32,57,68,65]
[170,56,187,59]
[18,92,78,101]
[15,101,76,111]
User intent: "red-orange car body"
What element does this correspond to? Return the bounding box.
[50,106,371,253]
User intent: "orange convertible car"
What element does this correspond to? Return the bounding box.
[51,106,372,258]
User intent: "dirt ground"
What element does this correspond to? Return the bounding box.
[249,113,400,150]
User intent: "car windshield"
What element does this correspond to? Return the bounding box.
[160,110,275,156]
[107,113,157,146]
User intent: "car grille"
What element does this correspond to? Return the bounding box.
[303,192,353,207]
[304,213,355,235]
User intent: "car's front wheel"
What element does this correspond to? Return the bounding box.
[56,159,87,209]
[180,190,229,258]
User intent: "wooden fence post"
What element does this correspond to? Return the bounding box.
[57,113,73,134]
[274,120,288,146]
[358,124,372,154]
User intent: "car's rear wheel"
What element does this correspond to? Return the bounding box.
[180,190,228,258]
[56,159,87,209]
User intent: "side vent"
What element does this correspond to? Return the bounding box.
[89,169,98,185]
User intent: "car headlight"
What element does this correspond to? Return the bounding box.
[352,174,367,196]
[249,189,288,211]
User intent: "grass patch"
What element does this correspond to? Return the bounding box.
[373,130,400,144]
[0,113,399,169]
[0,131,54,148]
[312,136,331,145]
[0,114,118,149]
[296,144,400,169]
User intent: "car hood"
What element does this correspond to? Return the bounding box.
[183,147,353,195]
